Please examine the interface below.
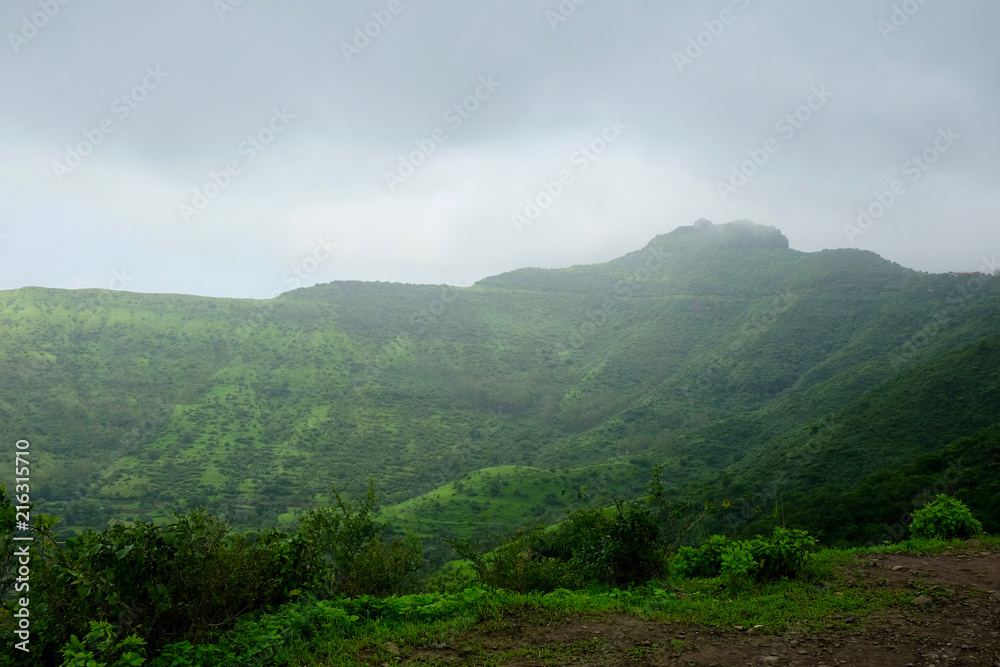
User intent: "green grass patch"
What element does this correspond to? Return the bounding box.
[133,542,941,666]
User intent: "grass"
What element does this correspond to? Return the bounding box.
[867,533,1000,554]
[379,462,648,540]
[142,537,985,666]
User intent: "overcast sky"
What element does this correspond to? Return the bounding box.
[1,0,998,299]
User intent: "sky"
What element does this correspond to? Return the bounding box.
[1,0,998,299]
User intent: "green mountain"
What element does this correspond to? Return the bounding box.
[776,419,1000,546]
[1,220,997,539]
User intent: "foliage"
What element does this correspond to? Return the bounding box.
[2,227,998,541]
[730,334,1000,533]
[745,527,816,580]
[671,534,732,579]
[381,463,649,542]
[909,494,984,540]
[148,598,362,667]
[59,621,147,667]
[149,590,486,667]
[671,527,816,584]
[35,510,295,651]
[552,499,664,586]
[449,528,585,593]
[775,422,1000,546]
[450,492,666,593]
[113,537,982,666]
[293,480,422,598]
[0,483,421,664]
[718,541,758,589]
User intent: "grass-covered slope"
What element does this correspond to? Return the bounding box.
[770,420,1000,546]
[380,462,650,541]
[717,334,1000,501]
[1,220,997,534]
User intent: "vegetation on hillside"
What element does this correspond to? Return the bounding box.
[744,421,1000,546]
[1,221,997,544]
[1,478,993,666]
[2,220,1000,664]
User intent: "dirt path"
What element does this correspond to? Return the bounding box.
[404,546,1000,666]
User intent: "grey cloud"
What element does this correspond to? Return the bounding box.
[1,0,997,296]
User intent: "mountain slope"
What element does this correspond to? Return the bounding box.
[1,220,996,535]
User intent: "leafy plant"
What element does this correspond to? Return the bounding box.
[293,479,423,598]
[909,494,984,540]
[670,534,731,579]
[36,510,297,652]
[450,527,585,593]
[671,527,815,584]
[59,620,147,667]
[147,640,222,667]
[718,542,758,589]
[746,527,816,581]
[452,495,665,592]
[558,499,664,586]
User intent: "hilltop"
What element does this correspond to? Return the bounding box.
[0,219,997,543]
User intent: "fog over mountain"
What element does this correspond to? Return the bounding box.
[1,0,998,297]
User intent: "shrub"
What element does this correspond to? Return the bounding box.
[4,484,424,663]
[37,510,296,650]
[148,640,223,667]
[670,534,730,579]
[293,480,423,598]
[718,542,758,589]
[671,527,816,584]
[450,527,585,593]
[59,620,147,667]
[551,500,664,586]
[909,494,984,540]
[746,527,816,581]
[451,498,664,592]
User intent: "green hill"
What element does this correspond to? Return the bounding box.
[765,418,1000,546]
[379,462,649,541]
[1,219,997,539]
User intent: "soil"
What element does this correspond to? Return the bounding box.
[402,543,1000,666]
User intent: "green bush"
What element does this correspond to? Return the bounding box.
[292,481,423,598]
[909,494,984,540]
[580,501,664,585]
[451,498,664,592]
[746,527,816,581]
[59,620,147,667]
[671,527,815,584]
[13,482,422,662]
[148,640,223,667]
[149,589,490,667]
[35,510,297,651]
[550,500,664,586]
[670,534,731,579]
[450,527,585,593]
[718,542,758,589]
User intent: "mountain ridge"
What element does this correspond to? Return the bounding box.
[1,219,996,542]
